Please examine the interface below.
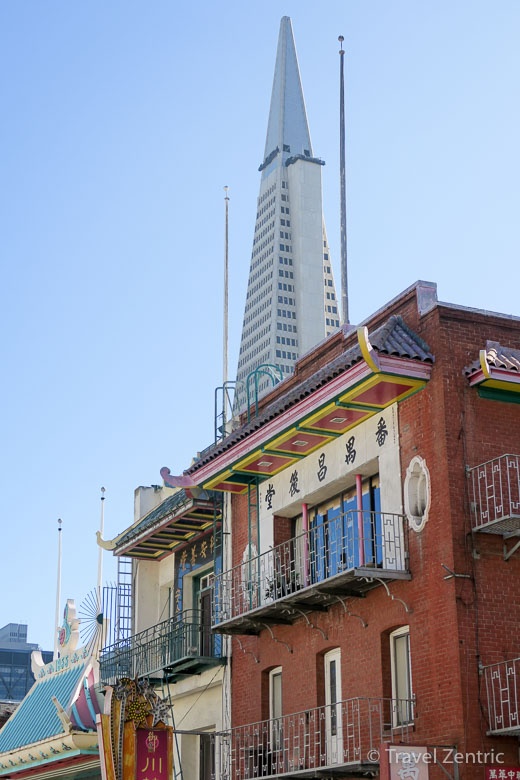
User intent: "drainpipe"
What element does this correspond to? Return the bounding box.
[302,503,309,586]
[356,474,364,566]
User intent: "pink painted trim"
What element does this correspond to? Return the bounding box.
[469,368,520,388]
[302,503,309,586]
[194,357,431,484]
[356,474,364,567]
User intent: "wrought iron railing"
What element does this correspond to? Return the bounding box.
[213,509,407,625]
[99,609,222,685]
[482,657,520,734]
[215,696,415,779]
[469,454,520,533]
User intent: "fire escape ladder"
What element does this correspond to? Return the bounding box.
[116,557,133,642]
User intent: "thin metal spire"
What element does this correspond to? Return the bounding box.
[53,518,62,660]
[339,35,349,325]
[96,487,105,618]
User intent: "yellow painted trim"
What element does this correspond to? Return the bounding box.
[339,373,426,407]
[264,426,335,456]
[479,349,491,379]
[357,326,380,373]
[205,482,250,494]
[234,448,299,476]
[483,378,520,392]
[303,401,375,433]
[203,469,250,494]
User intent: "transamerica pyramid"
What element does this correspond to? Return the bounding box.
[235,17,339,404]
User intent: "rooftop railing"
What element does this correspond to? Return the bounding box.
[482,657,520,735]
[215,696,415,780]
[99,609,222,685]
[213,509,408,632]
[469,454,520,534]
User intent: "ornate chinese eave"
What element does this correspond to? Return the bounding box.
[99,490,221,561]
[187,326,432,494]
[465,341,520,404]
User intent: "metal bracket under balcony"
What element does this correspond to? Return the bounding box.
[213,510,410,635]
[99,610,225,686]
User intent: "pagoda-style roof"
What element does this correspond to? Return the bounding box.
[99,488,221,560]
[465,340,520,402]
[0,648,100,777]
[180,316,433,494]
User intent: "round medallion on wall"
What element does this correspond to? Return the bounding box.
[404,455,431,532]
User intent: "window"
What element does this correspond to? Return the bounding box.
[390,627,413,725]
[324,649,342,763]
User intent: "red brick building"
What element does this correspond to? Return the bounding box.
[187,280,520,780]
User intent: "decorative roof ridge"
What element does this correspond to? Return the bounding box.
[464,340,520,377]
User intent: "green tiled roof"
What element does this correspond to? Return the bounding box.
[114,488,216,550]
[0,663,85,752]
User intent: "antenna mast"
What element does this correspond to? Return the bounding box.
[53,518,62,660]
[339,35,349,325]
[223,186,230,427]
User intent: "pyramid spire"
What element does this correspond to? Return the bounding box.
[263,17,312,166]
[235,18,339,409]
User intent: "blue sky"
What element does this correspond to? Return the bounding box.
[1,0,519,651]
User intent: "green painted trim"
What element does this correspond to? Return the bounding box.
[478,386,520,404]
[295,425,343,438]
[334,400,382,412]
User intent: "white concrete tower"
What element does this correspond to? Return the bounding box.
[236,17,339,404]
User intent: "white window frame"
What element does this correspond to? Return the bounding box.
[389,626,413,726]
[269,667,283,752]
[324,648,343,763]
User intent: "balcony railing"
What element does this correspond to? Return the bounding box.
[482,657,520,735]
[99,609,223,685]
[469,454,520,534]
[215,696,415,780]
[213,510,408,633]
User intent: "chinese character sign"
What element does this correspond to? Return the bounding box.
[136,728,170,780]
[388,746,429,780]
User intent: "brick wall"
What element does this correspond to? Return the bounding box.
[227,285,520,776]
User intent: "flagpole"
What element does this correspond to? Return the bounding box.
[97,488,105,616]
[53,518,62,660]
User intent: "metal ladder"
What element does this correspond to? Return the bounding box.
[116,557,132,642]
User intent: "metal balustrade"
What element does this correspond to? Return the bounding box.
[213,510,408,633]
[215,696,414,780]
[482,657,520,735]
[469,454,520,534]
[99,609,223,685]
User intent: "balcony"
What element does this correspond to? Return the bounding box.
[215,696,415,779]
[482,658,520,736]
[213,510,409,634]
[99,609,224,685]
[469,454,520,535]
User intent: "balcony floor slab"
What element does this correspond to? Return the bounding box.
[214,567,411,635]
[473,514,520,535]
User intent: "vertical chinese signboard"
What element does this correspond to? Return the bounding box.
[136,729,170,780]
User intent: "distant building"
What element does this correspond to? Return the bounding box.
[235,17,339,404]
[0,606,102,780]
[0,623,52,703]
